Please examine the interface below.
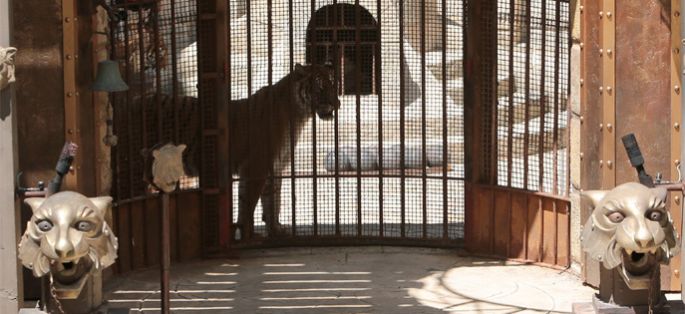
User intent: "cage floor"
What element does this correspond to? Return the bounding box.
[102,246,596,313]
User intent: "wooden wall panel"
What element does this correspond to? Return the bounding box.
[178,193,202,261]
[468,188,495,253]
[556,201,570,266]
[527,196,542,262]
[468,185,570,268]
[113,191,203,274]
[145,198,161,267]
[542,198,557,265]
[130,203,147,270]
[493,192,511,257]
[509,193,528,260]
[117,206,132,273]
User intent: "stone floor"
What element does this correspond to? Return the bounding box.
[102,246,603,313]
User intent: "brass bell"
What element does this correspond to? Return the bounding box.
[92,60,129,92]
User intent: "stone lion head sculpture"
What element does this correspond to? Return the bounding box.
[18,191,118,298]
[151,143,186,193]
[0,47,17,91]
[581,182,679,289]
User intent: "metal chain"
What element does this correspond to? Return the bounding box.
[647,266,657,314]
[48,274,66,314]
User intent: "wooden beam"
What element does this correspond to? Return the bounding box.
[671,0,683,291]
[62,0,81,191]
[0,0,22,311]
[599,0,615,189]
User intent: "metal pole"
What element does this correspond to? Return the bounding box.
[161,192,171,313]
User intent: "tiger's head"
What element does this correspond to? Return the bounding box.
[581,182,679,289]
[18,192,118,298]
[294,63,341,120]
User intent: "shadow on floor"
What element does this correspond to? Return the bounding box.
[102,247,592,313]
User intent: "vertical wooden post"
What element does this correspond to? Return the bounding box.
[599,0,615,190]
[671,0,683,292]
[0,0,21,311]
[464,0,497,250]
[62,0,81,191]
[681,0,685,299]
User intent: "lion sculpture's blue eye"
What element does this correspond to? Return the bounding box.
[36,220,53,232]
[607,212,625,223]
[647,210,663,222]
[75,221,93,232]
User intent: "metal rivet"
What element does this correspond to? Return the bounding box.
[682,39,685,46]
[676,11,681,17]
[580,5,584,13]
[69,166,75,172]
[676,48,681,54]
[580,116,584,124]
[599,123,603,130]
[607,49,612,56]
[675,123,680,130]
[599,11,604,18]
[607,123,612,131]
[606,11,612,18]
[676,269,681,277]
[66,55,72,60]
[606,86,612,92]
[676,85,681,94]
[599,86,603,94]
[580,152,584,160]
[580,42,584,49]
[66,92,73,97]
[580,79,584,86]
[599,160,604,168]
[676,159,681,166]
[607,160,613,168]
[599,48,603,56]
[73,17,78,22]
[675,196,681,205]
[67,129,74,135]
[65,17,71,23]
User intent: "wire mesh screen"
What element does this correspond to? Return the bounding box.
[228,0,465,244]
[495,0,570,196]
[110,0,201,201]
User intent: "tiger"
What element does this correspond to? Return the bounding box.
[230,63,340,240]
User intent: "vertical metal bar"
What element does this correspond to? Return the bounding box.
[289,0,297,236]
[377,0,384,238]
[333,0,341,237]
[441,0,448,240]
[538,0,547,192]
[171,0,179,142]
[267,0,274,234]
[311,0,319,237]
[553,0,561,195]
[125,14,134,201]
[138,9,150,266]
[160,193,171,314]
[227,0,234,243]
[523,0,531,190]
[152,2,165,266]
[507,0,515,187]
[355,0,362,237]
[420,0,427,239]
[399,0,406,238]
